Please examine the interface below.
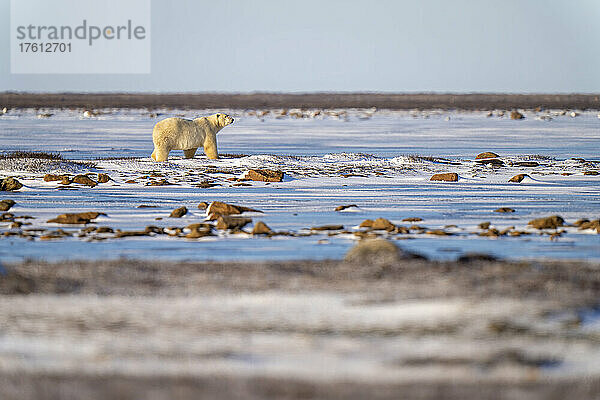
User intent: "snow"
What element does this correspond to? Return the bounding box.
[0,108,599,262]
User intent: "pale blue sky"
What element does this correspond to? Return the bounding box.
[1,0,599,93]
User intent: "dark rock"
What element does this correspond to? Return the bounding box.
[115,230,149,238]
[494,207,515,213]
[479,222,491,230]
[0,199,15,211]
[0,177,23,191]
[512,161,539,167]
[197,202,208,210]
[252,221,272,234]
[216,216,252,230]
[430,173,458,182]
[207,201,261,216]
[509,174,529,183]
[475,158,504,166]
[345,239,424,264]
[72,175,97,187]
[311,224,344,231]
[510,111,525,120]
[528,215,564,229]
[584,171,599,176]
[245,169,284,182]
[426,229,452,236]
[44,174,70,182]
[475,152,500,159]
[335,204,358,211]
[169,206,188,218]
[402,217,423,222]
[137,205,158,208]
[47,212,105,224]
[97,173,111,183]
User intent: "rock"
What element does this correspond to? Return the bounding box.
[478,222,491,229]
[494,207,515,213]
[185,223,213,238]
[512,161,539,167]
[97,173,111,183]
[311,224,344,231]
[475,158,504,166]
[578,219,600,232]
[47,211,105,224]
[359,219,374,228]
[510,111,525,120]
[44,174,70,182]
[197,202,208,210]
[345,239,417,264]
[0,213,14,222]
[207,201,261,216]
[476,152,500,159]
[0,199,15,211]
[252,221,272,234]
[573,218,590,227]
[509,174,529,183]
[528,215,564,229]
[426,229,452,236]
[430,173,459,182]
[137,205,158,208]
[0,177,23,191]
[95,226,114,233]
[216,216,252,230]
[335,204,358,211]
[72,175,97,187]
[169,206,188,218]
[371,218,396,231]
[195,180,219,188]
[115,230,149,238]
[584,171,599,176]
[402,217,423,222]
[245,169,284,182]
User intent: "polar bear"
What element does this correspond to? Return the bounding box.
[151,113,234,161]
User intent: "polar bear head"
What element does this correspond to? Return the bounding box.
[214,113,234,128]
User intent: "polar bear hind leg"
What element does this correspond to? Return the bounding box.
[183,148,197,159]
[153,146,170,162]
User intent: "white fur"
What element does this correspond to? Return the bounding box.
[151,113,234,161]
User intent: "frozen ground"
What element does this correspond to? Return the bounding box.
[0,108,599,262]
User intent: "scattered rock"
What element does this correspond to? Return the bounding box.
[359,219,374,228]
[478,222,491,229]
[44,174,70,183]
[195,180,219,188]
[510,111,525,120]
[426,229,452,236]
[47,211,105,224]
[115,230,149,238]
[475,152,500,159]
[137,205,158,208]
[216,216,252,230]
[311,224,344,231]
[169,206,188,218]
[0,213,14,222]
[528,215,564,229]
[0,177,23,191]
[402,217,423,222]
[494,207,515,213]
[125,179,137,184]
[185,223,213,238]
[72,175,97,187]
[245,169,284,182]
[509,174,529,183]
[207,201,261,216]
[430,173,459,182]
[335,204,358,211]
[147,179,172,186]
[97,173,111,183]
[371,218,396,231]
[578,219,600,233]
[252,221,272,234]
[512,161,539,167]
[0,199,15,211]
[573,218,590,227]
[345,239,421,264]
[197,202,208,210]
[475,158,504,166]
[584,171,599,176]
[95,226,114,233]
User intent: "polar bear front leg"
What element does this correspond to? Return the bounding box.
[153,146,170,162]
[203,133,219,160]
[183,148,197,159]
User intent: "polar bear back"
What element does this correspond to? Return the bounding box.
[153,117,212,150]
